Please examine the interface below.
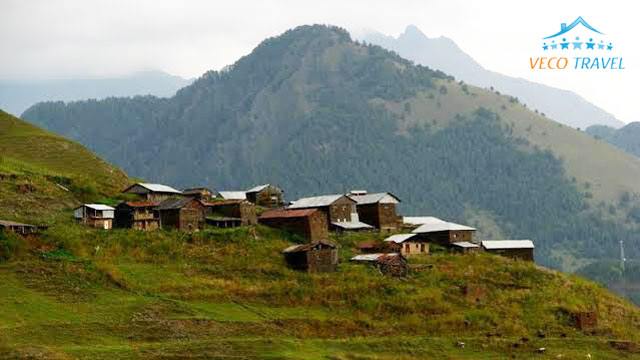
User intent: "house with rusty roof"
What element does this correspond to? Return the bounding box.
[123,183,182,202]
[0,220,38,236]
[114,201,160,231]
[411,217,476,245]
[282,240,338,273]
[288,194,373,232]
[202,199,257,228]
[245,184,284,208]
[347,191,401,231]
[259,208,328,242]
[73,204,115,230]
[157,197,205,231]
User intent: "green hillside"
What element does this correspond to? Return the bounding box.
[2,224,640,359]
[19,25,640,273]
[587,122,640,159]
[0,110,128,222]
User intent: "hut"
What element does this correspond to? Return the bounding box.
[114,201,160,231]
[122,183,182,202]
[350,253,408,276]
[288,194,373,231]
[202,199,257,228]
[245,184,284,208]
[73,204,115,229]
[384,233,429,257]
[481,240,535,261]
[347,191,401,231]
[259,208,328,242]
[282,241,338,273]
[411,217,476,245]
[182,187,217,201]
[0,220,38,236]
[157,197,205,231]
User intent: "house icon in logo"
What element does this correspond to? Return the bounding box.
[541,17,613,51]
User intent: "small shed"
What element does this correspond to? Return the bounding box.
[0,220,38,236]
[259,208,328,242]
[114,201,160,231]
[451,241,480,253]
[384,233,428,257]
[182,187,217,201]
[350,253,408,277]
[73,204,115,229]
[157,197,205,231]
[411,217,476,245]
[122,183,182,202]
[282,241,338,273]
[481,240,535,261]
[202,199,257,227]
[245,184,284,208]
[347,191,402,231]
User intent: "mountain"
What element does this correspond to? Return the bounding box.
[0,70,191,116]
[0,110,128,222]
[587,122,640,158]
[20,25,640,274]
[361,25,624,129]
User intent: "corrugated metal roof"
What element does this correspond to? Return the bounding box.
[350,253,400,262]
[260,208,317,219]
[79,204,115,211]
[138,183,182,194]
[0,220,36,227]
[482,240,535,250]
[219,191,247,200]
[452,241,480,248]
[246,184,270,193]
[403,216,445,226]
[288,194,350,209]
[384,233,417,243]
[412,219,476,233]
[348,192,400,205]
[331,220,374,230]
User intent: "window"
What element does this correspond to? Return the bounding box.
[420,244,426,252]
[405,243,410,254]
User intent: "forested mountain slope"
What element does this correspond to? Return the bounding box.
[21,25,640,271]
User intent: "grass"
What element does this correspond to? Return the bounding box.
[1,223,640,358]
[0,110,129,223]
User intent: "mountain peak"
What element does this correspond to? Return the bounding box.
[401,24,428,40]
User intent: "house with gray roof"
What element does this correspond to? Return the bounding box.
[123,182,182,202]
[288,194,372,231]
[347,191,401,231]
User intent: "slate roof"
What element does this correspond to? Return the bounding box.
[288,194,351,209]
[481,240,535,250]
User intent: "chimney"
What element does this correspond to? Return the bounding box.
[561,23,567,31]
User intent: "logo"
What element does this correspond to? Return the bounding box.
[529,17,624,71]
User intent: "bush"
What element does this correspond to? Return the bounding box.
[0,231,24,262]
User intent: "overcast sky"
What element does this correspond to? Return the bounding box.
[1,0,637,123]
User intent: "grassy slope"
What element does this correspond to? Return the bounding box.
[380,80,640,207]
[0,110,128,222]
[1,224,640,359]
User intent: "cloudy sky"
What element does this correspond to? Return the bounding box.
[1,0,637,122]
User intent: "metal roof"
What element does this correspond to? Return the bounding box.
[288,194,351,209]
[403,216,444,226]
[78,204,115,211]
[121,201,160,208]
[412,218,476,233]
[452,241,480,248]
[384,233,417,243]
[350,253,400,262]
[219,191,247,200]
[282,240,336,253]
[482,240,535,250]
[246,184,271,193]
[348,192,400,205]
[131,183,182,194]
[331,220,374,230]
[260,208,317,219]
[0,220,36,228]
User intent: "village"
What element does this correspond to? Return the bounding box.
[1,182,535,275]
